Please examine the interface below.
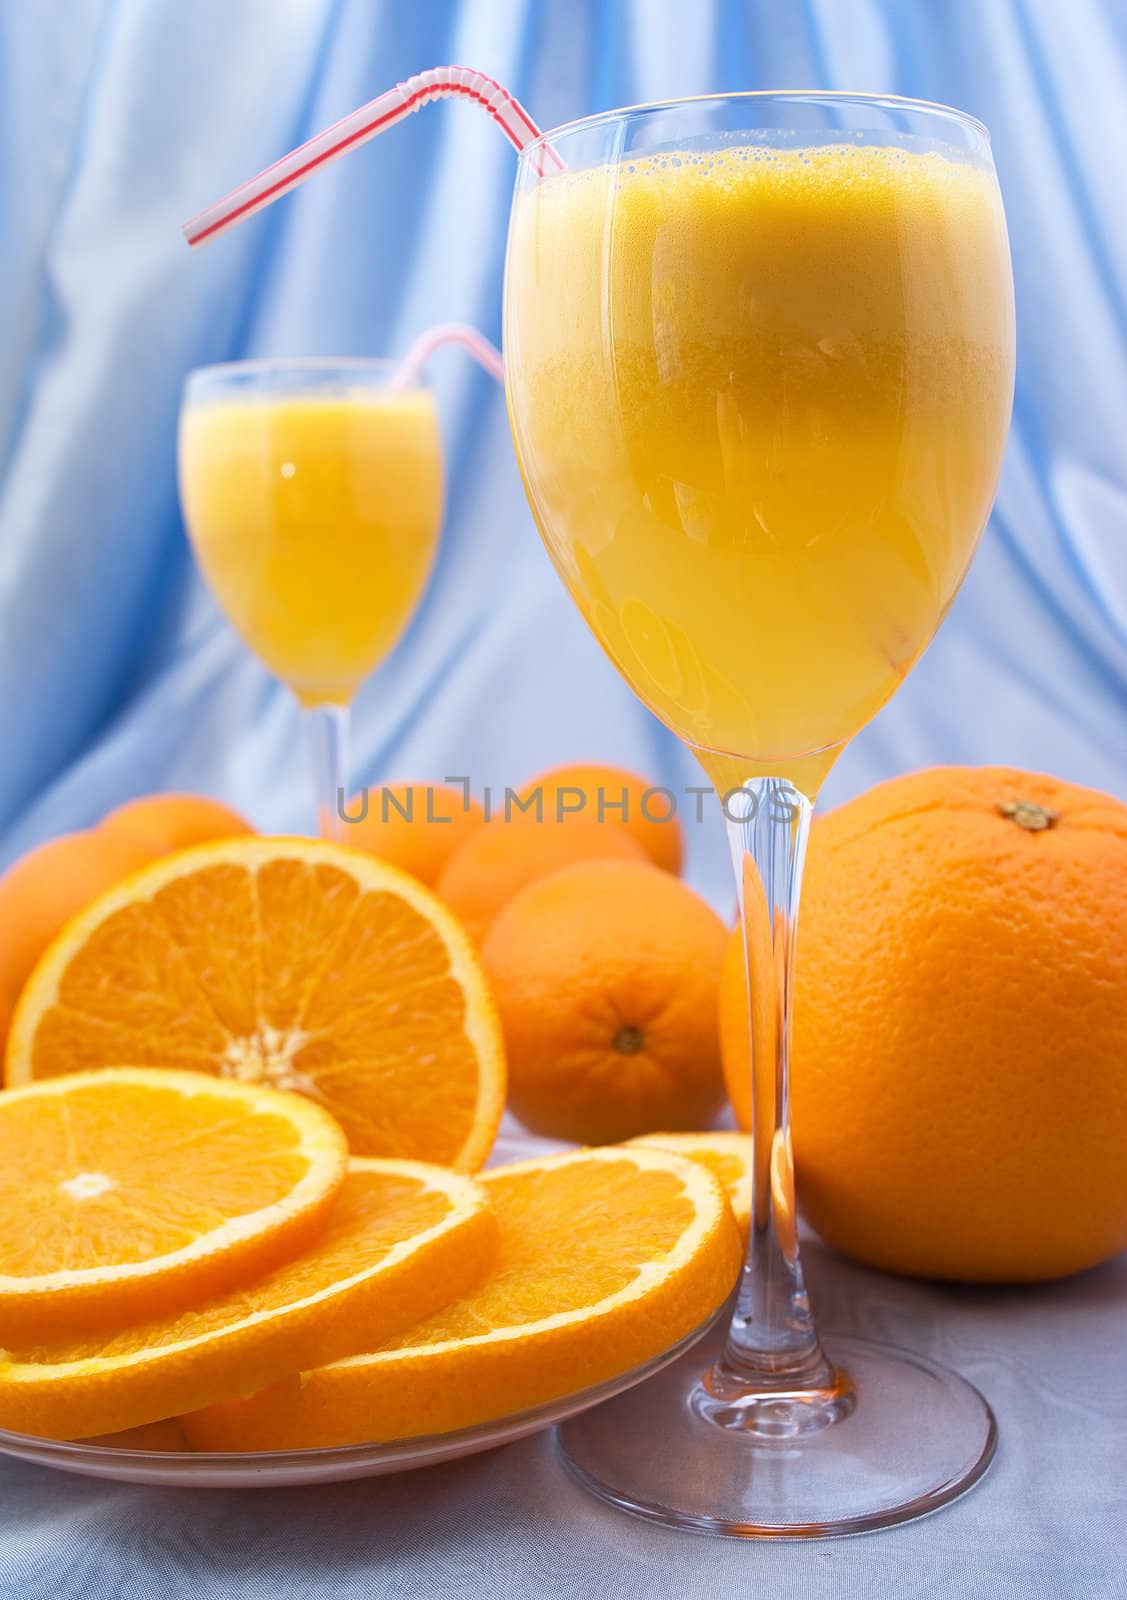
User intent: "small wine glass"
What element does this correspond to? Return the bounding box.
[178,358,444,838]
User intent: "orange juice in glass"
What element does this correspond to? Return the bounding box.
[506,140,1012,796]
[178,361,444,835]
[504,97,1014,1536]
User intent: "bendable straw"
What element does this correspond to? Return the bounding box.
[183,66,562,248]
[392,323,505,390]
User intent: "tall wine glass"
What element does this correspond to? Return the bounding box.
[504,93,1014,1537]
[178,359,444,837]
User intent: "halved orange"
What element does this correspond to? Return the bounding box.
[0,1159,496,1441]
[0,1067,346,1342]
[183,1145,742,1451]
[7,838,506,1169]
[629,1132,752,1236]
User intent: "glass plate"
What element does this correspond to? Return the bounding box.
[0,1311,722,1487]
[0,1127,705,1486]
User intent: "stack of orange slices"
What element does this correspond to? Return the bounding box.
[0,838,742,1450]
[184,1146,739,1452]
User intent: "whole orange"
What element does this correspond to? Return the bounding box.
[518,764,684,874]
[0,831,155,1061]
[719,766,1127,1282]
[1,795,252,1066]
[482,859,728,1142]
[342,783,485,887]
[436,810,646,944]
[99,793,253,855]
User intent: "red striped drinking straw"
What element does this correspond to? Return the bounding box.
[390,323,506,390]
[183,65,563,248]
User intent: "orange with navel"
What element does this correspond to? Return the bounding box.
[719,766,1127,1281]
[98,793,253,855]
[0,831,155,1061]
[341,782,485,887]
[0,796,254,1064]
[436,809,646,944]
[483,860,728,1143]
[518,763,684,874]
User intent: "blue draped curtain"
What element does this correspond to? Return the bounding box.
[1,0,1124,905]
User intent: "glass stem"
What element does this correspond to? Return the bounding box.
[307,703,350,843]
[700,777,854,1437]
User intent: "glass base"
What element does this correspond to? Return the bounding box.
[557,1329,997,1540]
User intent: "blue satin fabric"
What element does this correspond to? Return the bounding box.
[0,0,1123,911]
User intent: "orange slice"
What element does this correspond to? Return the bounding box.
[183,1145,741,1451]
[0,1159,497,1441]
[0,1067,346,1342]
[7,838,506,1169]
[629,1132,753,1235]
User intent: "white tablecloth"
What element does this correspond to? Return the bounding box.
[3,1229,1123,1599]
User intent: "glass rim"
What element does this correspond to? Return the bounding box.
[522,88,991,158]
[183,355,427,392]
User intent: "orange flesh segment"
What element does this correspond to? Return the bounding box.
[629,1132,753,1234]
[0,1068,346,1342]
